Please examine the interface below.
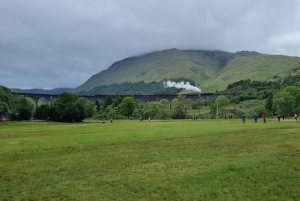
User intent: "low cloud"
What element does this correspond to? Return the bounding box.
[0,0,300,88]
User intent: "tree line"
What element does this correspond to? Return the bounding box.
[226,74,300,103]
[225,75,300,117]
[34,92,96,122]
[2,73,300,122]
[1,88,96,122]
[95,94,206,120]
[0,85,34,120]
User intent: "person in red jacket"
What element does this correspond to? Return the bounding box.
[262,114,267,123]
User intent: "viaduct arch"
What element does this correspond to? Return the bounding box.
[16,92,236,109]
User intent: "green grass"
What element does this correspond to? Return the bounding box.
[1,120,300,200]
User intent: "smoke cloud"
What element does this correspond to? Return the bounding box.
[163,81,201,93]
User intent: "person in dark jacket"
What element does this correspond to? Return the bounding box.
[262,114,267,123]
[242,113,245,123]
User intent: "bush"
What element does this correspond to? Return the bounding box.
[254,105,267,117]
[18,107,33,120]
[10,113,21,121]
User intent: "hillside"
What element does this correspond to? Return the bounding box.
[73,49,300,94]
[202,53,300,91]
[0,85,12,93]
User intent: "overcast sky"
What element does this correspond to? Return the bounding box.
[1,0,300,89]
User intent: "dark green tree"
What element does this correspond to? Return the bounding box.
[273,91,296,116]
[49,92,87,122]
[80,98,96,118]
[183,98,193,118]
[146,101,169,119]
[215,95,230,117]
[172,95,186,119]
[209,102,217,117]
[0,86,17,113]
[196,97,206,114]
[34,104,50,120]
[119,97,137,118]
[48,105,59,121]
[0,101,9,113]
[265,92,273,111]
[114,94,123,107]
[15,97,34,120]
[95,99,102,111]
[283,86,300,106]
[254,105,267,117]
[104,95,113,108]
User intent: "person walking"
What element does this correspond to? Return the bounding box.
[277,114,280,122]
[253,113,258,123]
[242,113,245,123]
[282,115,285,121]
[295,114,298,121]
[262,114,267,123]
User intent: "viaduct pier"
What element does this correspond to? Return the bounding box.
[16,92,236,109]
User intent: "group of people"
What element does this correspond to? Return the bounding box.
[241,113,298,123]
[100,114,298,123]
[220,115,235,119]
[244,113,267,123]
[140,117,151,121]
[276,114,298,122]
[101,118,113,123]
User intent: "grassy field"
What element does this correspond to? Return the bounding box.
[1,119,300,200]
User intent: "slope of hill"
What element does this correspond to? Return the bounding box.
[0,85,12,93]
[201,54,300,91]
[73,49,300,94]
[73,49,233,93]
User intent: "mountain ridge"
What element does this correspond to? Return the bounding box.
[13,88,73,94]
[72,49,300,94]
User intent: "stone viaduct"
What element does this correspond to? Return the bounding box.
[16,92,236,109]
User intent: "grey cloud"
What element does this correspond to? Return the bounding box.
[0,0,300,89]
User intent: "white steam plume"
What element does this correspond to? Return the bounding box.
[163,81,201,92]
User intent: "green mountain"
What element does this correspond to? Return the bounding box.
[73,49,300,94]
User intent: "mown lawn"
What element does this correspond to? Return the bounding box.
[1,119,300,200]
